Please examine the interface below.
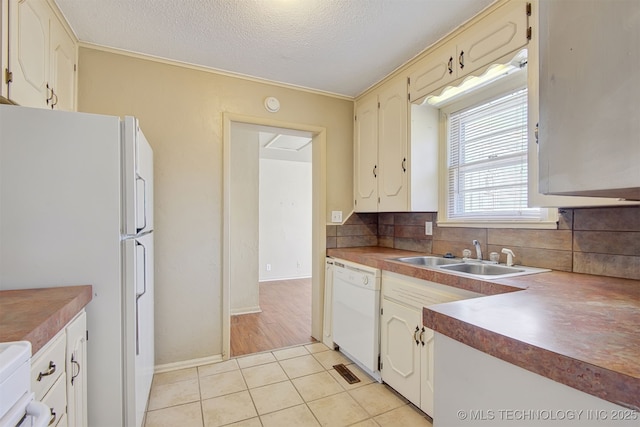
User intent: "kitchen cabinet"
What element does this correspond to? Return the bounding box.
[31,331,66,426]
[65,311,87,427]
[409,0,530,103]
[380,272,480,417]
[354,74,408,212]
[322,257,334,348]
[526,0,637,208]
[537,0,640,201]
[30,310,87,427]
[1,0,8,99]
[7,0,76,110]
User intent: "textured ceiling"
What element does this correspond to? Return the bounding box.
[54,0,495,97]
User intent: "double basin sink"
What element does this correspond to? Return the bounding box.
[393,256,549,279]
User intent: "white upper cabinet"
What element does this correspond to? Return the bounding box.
[409,0,530,104]
[7,0,76,110]
[8,0,49,108]
[354,91,379,212]
[537,0,640,201]
[50,16,76,111]
[408,43,457,104]
[354,75,409,212]
[377,77,408,212]
[1,0,9,99]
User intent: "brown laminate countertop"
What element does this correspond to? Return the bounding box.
[0,285,93,354]
[327,247,640,410]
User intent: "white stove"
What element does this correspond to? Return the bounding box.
[0,342,50,427]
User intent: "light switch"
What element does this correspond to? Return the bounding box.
[331,211,343,223]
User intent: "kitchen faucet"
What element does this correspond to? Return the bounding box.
[472,240,482,261]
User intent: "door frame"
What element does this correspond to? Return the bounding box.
[222,112,327,359]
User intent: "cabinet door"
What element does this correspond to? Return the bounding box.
[378,77,408,212]
[354,92,378,212]
[526,0,635,208]
[380,298,421,407]
[65,311,87,427]
[1,0,9,98]
[420,326,435,417]
[408,43,456,103]
[49,17,75,111]
[456,0,529,77]
[8,0,50,108]
[538,0,640,200]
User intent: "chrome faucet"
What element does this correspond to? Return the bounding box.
[472,240,482,261]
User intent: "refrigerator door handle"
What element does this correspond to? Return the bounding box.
[135,240,147,355]
[135,241,147,298]
[136,176,147,233]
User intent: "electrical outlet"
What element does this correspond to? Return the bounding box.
[266,264,271,271]
[425,221,433,236]
[331,211,343,223]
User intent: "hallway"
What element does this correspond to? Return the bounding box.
[231,278,314,357]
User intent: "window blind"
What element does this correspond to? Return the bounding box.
[447,87,540,220]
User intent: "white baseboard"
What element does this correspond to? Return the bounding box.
[154,353,224,374]
[230,305,262,315]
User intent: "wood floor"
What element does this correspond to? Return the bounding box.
[230,278,315,357]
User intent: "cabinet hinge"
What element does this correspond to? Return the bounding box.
[378,197,381,204]
[354,199,357,206]
[86,330,89,341]
[380,307,384,316]
[354,115,357,122]
[407,77,410,86]
[5,68,12,84]
[408,92,411,101]
[526,2,532,16]
[377,102,380,109]
[527,27,532,41]
[74,64,77,72]
[378,355,383,371]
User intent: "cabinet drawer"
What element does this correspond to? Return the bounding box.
[382,271,481,309]
[31,332,66,401]
[43,373,67,427]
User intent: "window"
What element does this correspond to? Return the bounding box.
[434,61,557,228]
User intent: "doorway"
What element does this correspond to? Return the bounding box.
[222,113,327,359]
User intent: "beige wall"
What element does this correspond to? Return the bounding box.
[77,47,353,365]
[229,125,260,314]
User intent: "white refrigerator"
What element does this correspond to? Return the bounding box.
[0,104,154,427]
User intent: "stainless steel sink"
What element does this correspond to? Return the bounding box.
[439,262,549,279]
[392,255,550,279]
[439,263,524,275]
[393,256,463,266]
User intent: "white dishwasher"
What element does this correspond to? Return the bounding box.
[331,258,381,381]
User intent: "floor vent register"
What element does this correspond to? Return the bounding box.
[333,364,361,384]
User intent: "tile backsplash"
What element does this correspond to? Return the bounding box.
[326,206,640,281]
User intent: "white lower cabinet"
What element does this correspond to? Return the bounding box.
[31,310,87,427]
[380,272,481,418]
[65,311,87,427]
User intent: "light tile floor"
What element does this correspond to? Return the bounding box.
[144,343,433,427]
